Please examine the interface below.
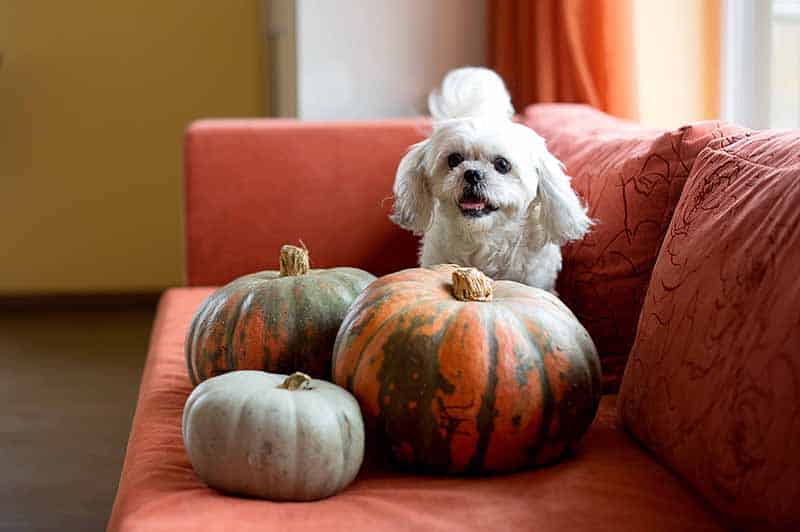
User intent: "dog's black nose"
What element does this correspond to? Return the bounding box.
[464,169,483,185]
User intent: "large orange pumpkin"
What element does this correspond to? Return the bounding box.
[332,264,601,474]
[187,245,375,385]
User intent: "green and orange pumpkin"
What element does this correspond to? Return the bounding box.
[332,264,601,474]
[186,245,375,385]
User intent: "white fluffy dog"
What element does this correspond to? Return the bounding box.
[390,67,592,291]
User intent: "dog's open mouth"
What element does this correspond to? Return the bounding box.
[458,192,498,218]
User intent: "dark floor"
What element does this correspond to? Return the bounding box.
[0,302,156,532]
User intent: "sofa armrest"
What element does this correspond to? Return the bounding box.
[183,119,426,286]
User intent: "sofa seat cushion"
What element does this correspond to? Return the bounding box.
[619,129,800,530]
[108,288,725,532]
[523,104,743,393]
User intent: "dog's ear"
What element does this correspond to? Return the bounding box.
[390,140,433,235]
[533,150,592,245]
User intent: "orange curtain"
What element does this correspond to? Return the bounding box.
[489,0,638,120]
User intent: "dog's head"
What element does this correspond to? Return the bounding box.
[391,67,591,245]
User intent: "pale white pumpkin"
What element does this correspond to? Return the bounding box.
[182,370,365,501]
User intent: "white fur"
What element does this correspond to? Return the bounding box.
[390,67,592,291]
[428,67,514,121]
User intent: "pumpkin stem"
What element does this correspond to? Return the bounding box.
[278,372,312,391]
[452,268,493,302]
[279,245,309,276]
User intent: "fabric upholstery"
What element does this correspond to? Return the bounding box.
[184,119,426,286]
[618,129,800,530]
[524,104,741,392]
[108,288,725,532]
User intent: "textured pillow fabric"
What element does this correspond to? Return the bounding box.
[618,129,800,530]
[523,104,739,393]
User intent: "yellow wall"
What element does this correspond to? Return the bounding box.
[633,0,720,128]
[0,1,267,294]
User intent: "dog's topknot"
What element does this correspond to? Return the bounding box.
[428,67,514,122]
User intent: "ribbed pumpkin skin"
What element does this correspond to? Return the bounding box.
[187,267,375,385]
[182,371,365,501]
[332,264,601,474]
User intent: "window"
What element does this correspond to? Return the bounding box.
[771,0,800,127]
[722,0,800,128]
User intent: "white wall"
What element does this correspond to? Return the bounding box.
[295,0,486,120]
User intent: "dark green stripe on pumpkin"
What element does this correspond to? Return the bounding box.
[283,278,302,373]
[465,306,499,473]
[234,289,256,367]
[512,312,555,464]
[288,278,305,366]
[186,293,212,385]
[342,296,440,391]
[222,291,247,373]
[189,288,228,384]
[550,336,601,445]
[502,306,537,390]
[293,275,324,377]
[301,276,347,377]
[376,303,457,473]
[185,300,204,386]
[260,280,280,374]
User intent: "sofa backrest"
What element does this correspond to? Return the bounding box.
[183,119,426,286]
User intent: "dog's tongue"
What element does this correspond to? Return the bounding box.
[460,200,486,210]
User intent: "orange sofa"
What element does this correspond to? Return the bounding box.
[108,105,799,531]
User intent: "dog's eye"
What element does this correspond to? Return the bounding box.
[493,157,511,174]
[447,153,464,169]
